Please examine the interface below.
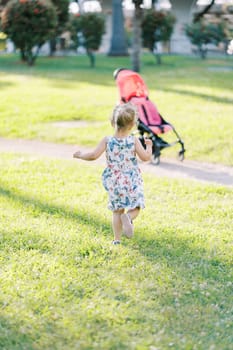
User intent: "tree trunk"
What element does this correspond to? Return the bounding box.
[153,52,161,65]
[49,37,57,56]
[108,0,128,56]
[24,45,41,66]
[20,48,26,62]
[199,45,207,59]
[87,49,95,67]
[26,50,34,66]
[194,0,215,23]
[131,2,143,72]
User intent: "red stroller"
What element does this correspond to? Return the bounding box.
[113,68,185,164]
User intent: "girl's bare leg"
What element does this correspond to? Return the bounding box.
[112,209,124,241]
[127,207,140,222]
[120,208,140,238]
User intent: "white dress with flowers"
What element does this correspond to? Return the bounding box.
[102,135,145,211]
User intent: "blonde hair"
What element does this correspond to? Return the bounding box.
[111,103,138,130]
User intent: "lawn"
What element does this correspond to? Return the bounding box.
[0,53,233,165]
[0,153,232,350]
[0,53,232,349]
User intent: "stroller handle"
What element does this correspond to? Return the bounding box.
[113,68,128,80]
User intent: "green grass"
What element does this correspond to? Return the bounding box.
[0,53,232,348]
[0,153,232,350]
[0,53,233,165]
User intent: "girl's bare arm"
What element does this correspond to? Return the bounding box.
[135,137,152,161]
[73,137,107,161]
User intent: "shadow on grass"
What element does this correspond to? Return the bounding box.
[1,54,232,93]
[0,54,127,87]
[0,183,109,232]
[1,180,232,272]
[1,181,232,349]
[160,87,233,105]
[0,81,15,89]
[147,161,233,186]
[0,317,36,350]
[136,233,232,273]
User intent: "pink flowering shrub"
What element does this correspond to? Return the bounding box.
[1,0,57,65]
[70,13,105,67]
[142,10,176,64]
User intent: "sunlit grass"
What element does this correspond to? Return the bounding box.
[0,53,232,349]
[0,53,232,165]
[0,153,232,349]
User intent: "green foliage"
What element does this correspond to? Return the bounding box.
[142,9,176,64]
[51,0,69,33]
[70,13,105,67]
[185,20,227,59]
[80,13,105,51]
[1,0,58,65]
[47,0,69,56]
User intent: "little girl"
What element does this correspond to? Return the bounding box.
[73,103,152,245]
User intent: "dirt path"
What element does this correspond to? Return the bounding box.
[0,137,232,187]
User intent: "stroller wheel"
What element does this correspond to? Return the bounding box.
[178,150,185,162]
[152,155,160,165]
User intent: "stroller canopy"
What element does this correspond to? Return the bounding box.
[114,69,148,102]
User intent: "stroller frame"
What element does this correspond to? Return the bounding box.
[114,68,185,165]
[137,112,185,165]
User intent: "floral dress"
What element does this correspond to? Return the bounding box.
[102,135,145,211]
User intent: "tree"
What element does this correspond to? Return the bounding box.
[131,0,143,72]
[0,0,69,56]
[142,9,175,64]
[107,0,157,72]
[187,0,233,57]
[185,20,227,59]
[194,0,216,23]
[70,12,105,67]
[131,0,160,72]
[49,0,69,56]
[1,0,58,65]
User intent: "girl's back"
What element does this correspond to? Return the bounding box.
[105,135,138,171]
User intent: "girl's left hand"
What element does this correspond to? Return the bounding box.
[145,138,153,147]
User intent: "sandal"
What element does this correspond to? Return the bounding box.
[112,240,121,245]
